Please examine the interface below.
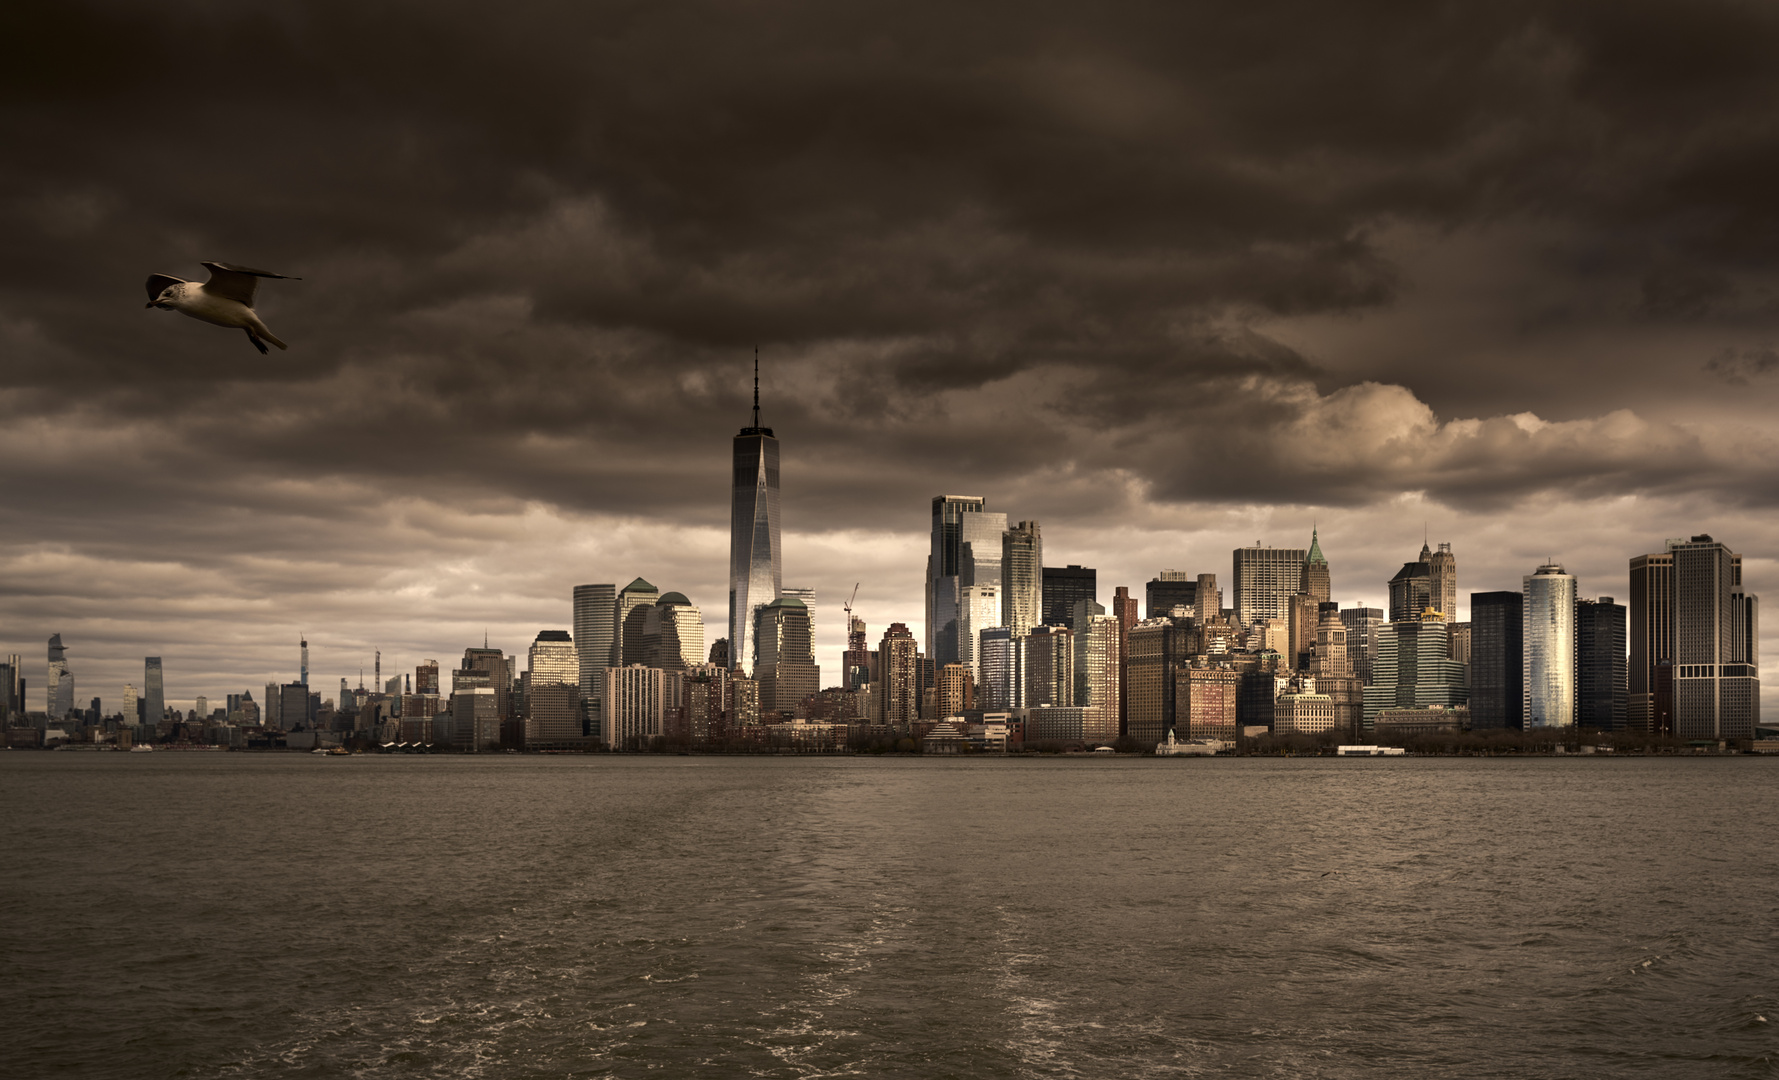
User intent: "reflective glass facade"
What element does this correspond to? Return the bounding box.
[729,429,781,675]
[1522,564,1576,728]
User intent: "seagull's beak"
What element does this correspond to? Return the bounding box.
[145,302,156,309]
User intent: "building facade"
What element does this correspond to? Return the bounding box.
[1575,597,1627,731]
[754,597,820,715]
[1041,565,1096,628]
[729,382,782,677]
[1233,544,1307,628]
[1523,563,1577,728]
[1469,591,1524,730]
[1002,520,1044,637]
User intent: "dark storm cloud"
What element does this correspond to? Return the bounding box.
[8,1,1779,700]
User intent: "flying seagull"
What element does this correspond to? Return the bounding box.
[144,262,299,354]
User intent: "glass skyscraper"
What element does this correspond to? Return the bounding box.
[729,376,781,676]
[573,583,615,710]
[1232,544,1307,628]
[144,657,164,728]
[1522,563,1577,728]
[926,496,1005,663]
[47,634,73,719]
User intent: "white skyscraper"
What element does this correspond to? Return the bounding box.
[1523,563,1577,728]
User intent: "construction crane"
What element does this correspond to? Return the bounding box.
[842,583,860,638]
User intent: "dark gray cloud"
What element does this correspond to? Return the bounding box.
[3,1,1779,704]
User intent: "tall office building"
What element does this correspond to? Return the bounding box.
[144,657,164,727]
[875,623,919,729]
[957,583,1000,683]
[1196,574,1221,623]
[616,578,661,667]
[603,664,665,747]
[1025,625,1074,707]
[843,617,870,691]
[1111,586,1138,733]
[1575,598,1627,731]
[1362,618,1469,727]
[1388,549,1434,623]
[645,593,705,671]
[1523,563,1577,728]
[1075,612,1120,742]
[300,638,309,687]
[573,583,616,709]
[1340,607,1385,684]
[1670,535,1759,741]
[1301,530,1331,604]
[1311,602,1364,740]
[1125,618,1170,743]
[47,634,74,718]
[1627,550,1675,733]
[415,660,440,696]
[1041,565,1096,627]
[1428,542,1457,620]
[527,631,578,687]
[754,597,820,715]
[1469,591,1523,730]
[1002,520,1044,637]
[1146,571,1197,620]
[1232,544,1307,628]
[927,496,1006,663]
[729,361,782,676]
[937,663,975,718]
[122,683,138,727]
[978,627,1024,710]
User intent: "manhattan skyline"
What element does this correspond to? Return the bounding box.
[3,3,1777,711]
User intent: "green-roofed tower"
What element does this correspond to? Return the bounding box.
[1301,528,1331,604]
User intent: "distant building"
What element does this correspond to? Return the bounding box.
[415,659,440,696]
[1670,535,1759,741]
[1074,610,1120,743]
[616,577,661,668]
[1176,666,1239,742]
[1523,563,1577,728]
[1388,555,1434,623]
[1575,597,1627,731]
[1112,586,1138,735]
[573,583,616,712]
[1145,571,1196,621]
[1025,625,1074,707]
[1041,565,1096,628]
[1340,606,1385,684]
[603,664,665,747]
[874,623,919,729]
[1428,542,1458,620]
[1232,543,1306,629]
[729,372,782,678]
[452,687,501,750]
[937,662,975,718]
[1274,682,1336,737]
[1363,617,1468,729]
[1196,574,1221,623]
[928,496,1005,664]
[754,597,820,715]
[1469,592,1524,730]
[1627,550,1675,734]
[1125,618,1170,743]
[1301,528,1332,603]
[1374,706,1468,739]
[1002,521,1045,637]
[144,657,164,726]
[47,634,74,719]
[978,627,1024,711]
[645,592,705,671]
[528,631,577,687]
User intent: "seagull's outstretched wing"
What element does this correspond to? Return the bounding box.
[200,262,299,306]
[144,273,187,301]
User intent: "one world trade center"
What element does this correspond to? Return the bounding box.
[729,357,781,675]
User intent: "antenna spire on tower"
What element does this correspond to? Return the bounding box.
[752,345,761,429]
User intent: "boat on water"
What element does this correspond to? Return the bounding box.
[129,745,155,753]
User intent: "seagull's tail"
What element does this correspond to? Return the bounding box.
[259,329,288,351]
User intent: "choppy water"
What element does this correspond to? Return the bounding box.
[3,753,1776,1078]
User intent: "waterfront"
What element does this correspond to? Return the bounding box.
[3,754,1775,1078]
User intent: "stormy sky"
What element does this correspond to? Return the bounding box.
[4,1,1778,712]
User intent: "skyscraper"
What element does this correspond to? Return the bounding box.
[1362,617,1469,728]
[926,496,1006,663]
[875,622,919,729]
[1575,597,1627,731]
[645,592,706,671]
[1301,529,1331,604]
[603,664,665,748]
[1627,550,1674,733]
[754,597,819,715]
[1025,624,1074,707]
[1041,565,1096,627]
[1113,586,1138,735]
[1002,520,1044,637]
[527,631,578,687]
[1523,563,1577,728]
[1428,542,1458,620]
[977,627,1024,710]
[1469,591,1524,730]
[1145,571,1197,620]
[1196,574,1221,623]
[729,359,782,676]
[1670,535,1759,741]
[1388,552,1434,623]
[573,583,615,711]
[300,637,309,687]
[616,577,660,667]
[1339,607,1384,684]
[144,657,164,728]
[957,583,1000,683]
[1232,544,1307,628]
[47,634,74,718]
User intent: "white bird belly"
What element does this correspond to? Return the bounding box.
[177,289,254,329]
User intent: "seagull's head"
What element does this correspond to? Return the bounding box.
[147,285,179,310]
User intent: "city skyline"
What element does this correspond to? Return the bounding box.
[6,5,1779,714]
